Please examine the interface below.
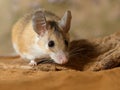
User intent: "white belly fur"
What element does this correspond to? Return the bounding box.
[13,42,49,61]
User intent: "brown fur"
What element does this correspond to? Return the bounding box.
[12,10,60,54]
[12,9,71,65]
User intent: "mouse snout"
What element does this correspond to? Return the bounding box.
[57,54,68,64]
[50,51,69,64]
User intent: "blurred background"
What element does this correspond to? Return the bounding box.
[0,0,120,55]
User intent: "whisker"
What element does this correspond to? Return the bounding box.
[70,47,84,51]
[69,52,82,56]
[70,49,84,53]
[69,48,85,54]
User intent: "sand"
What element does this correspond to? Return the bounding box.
[0,58,120,90]
[1,32,120,90]
[0,59,120,90]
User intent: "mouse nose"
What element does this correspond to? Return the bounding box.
[55,52,69,64]
[58,55,68,64]
[50,51,69,64]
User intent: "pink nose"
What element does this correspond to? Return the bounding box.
[57,56,68,64]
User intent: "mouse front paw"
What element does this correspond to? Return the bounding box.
[29,60,37,66]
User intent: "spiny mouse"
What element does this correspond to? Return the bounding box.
[12,9,72,65]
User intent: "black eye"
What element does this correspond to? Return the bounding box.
[48,40,55,47]
[64,40,68,47]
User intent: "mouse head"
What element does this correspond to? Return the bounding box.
[32,10,72,64]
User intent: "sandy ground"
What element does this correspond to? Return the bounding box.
[1,32,120,90]
[0,58,120,90]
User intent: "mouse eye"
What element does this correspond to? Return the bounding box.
[48,40,55,47]
[64,40,68,47]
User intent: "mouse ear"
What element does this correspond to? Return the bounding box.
[59,10,72,33]
[32,10,47,36]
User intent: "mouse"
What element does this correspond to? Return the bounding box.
[12,9,72,66]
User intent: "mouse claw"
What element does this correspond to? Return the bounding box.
[29,60,37,66]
